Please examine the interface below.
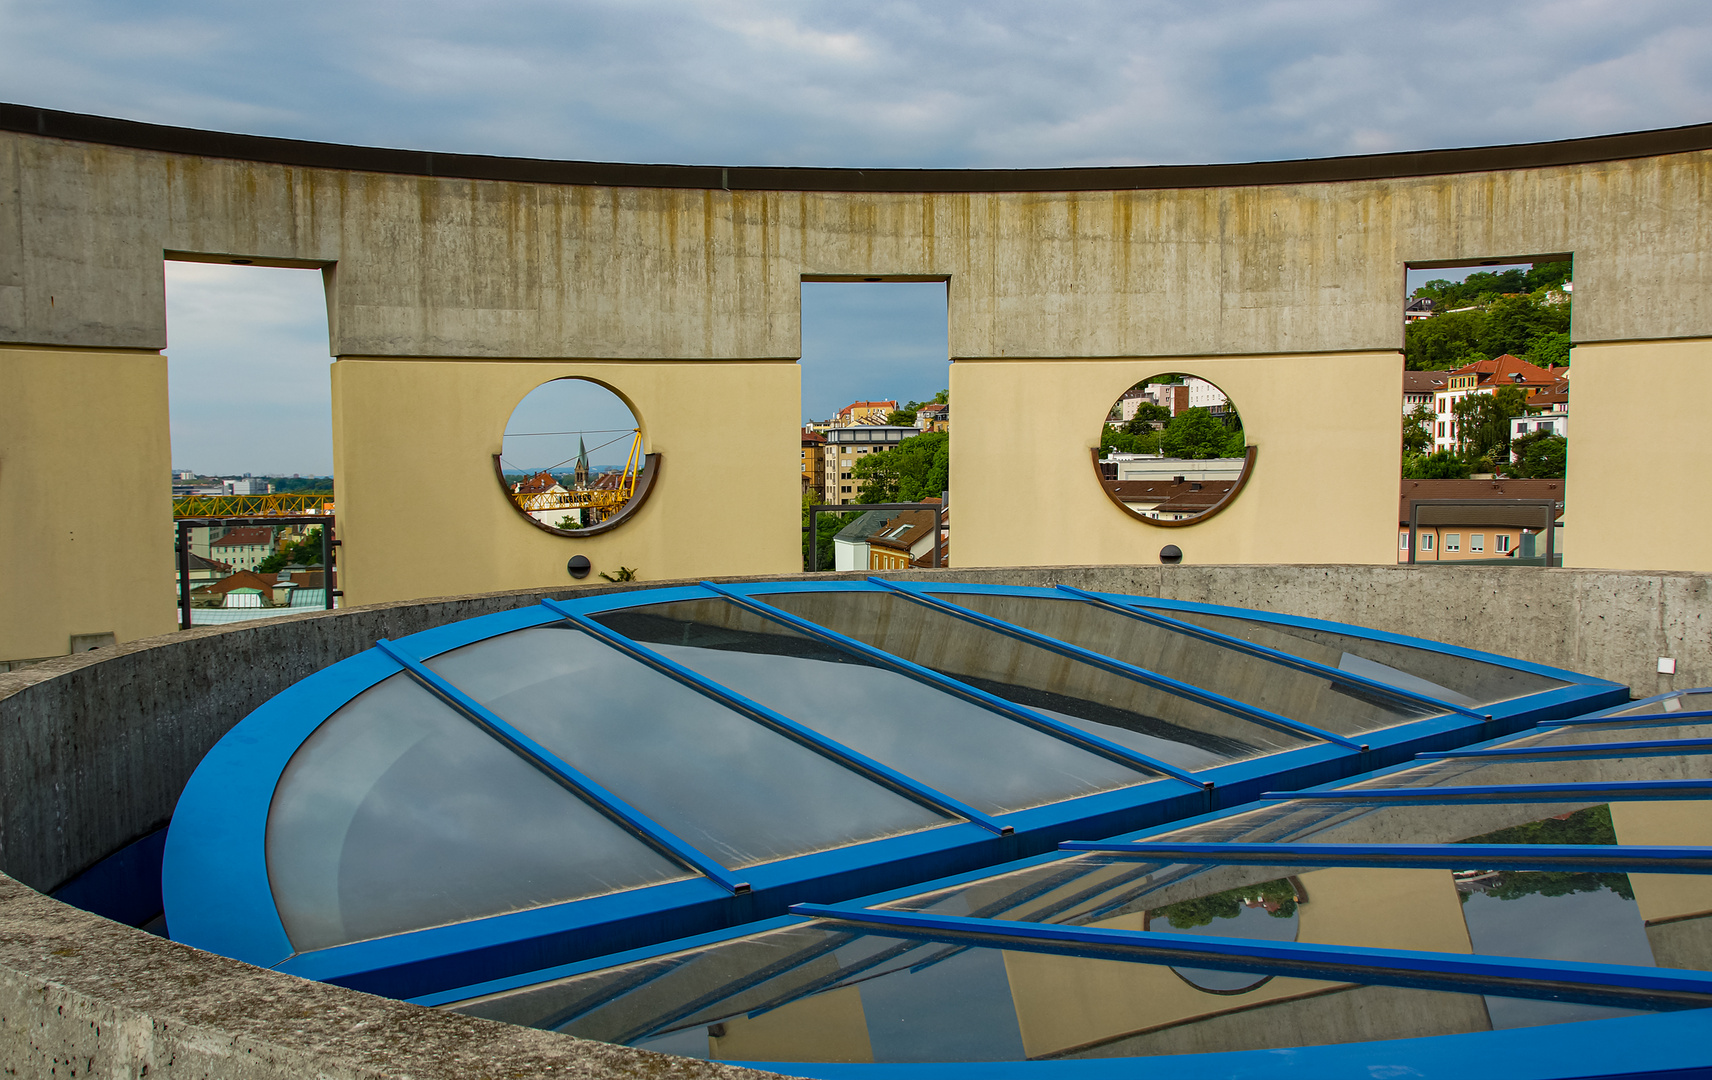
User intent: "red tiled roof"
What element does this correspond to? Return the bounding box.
[512,470,561,494]
[1403,371,1448,393]
[1447,354,1558,388]
[210,526,274,548]
[1399,479,1565,525]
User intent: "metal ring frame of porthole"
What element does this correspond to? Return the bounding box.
[162,581,1623,1006]
[416,688,1712,1080]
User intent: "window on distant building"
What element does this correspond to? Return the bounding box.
[1471,534,1485,553]
[1438,421,1445,437]
[1445,533,1460,552]
[1497,534,1512,553]
[1399,532,1408,550]
[841,486,851,493]
[1421,533,1434,552]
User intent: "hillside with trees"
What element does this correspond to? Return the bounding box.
[1405,261,1572,371]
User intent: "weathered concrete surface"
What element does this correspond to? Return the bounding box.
[0,872,791,1080]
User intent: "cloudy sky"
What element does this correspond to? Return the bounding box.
[8,1,1709,473]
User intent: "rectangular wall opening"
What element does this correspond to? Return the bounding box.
[800,279,949,571]
[164,259,336,624]
[1400,255,1572,565]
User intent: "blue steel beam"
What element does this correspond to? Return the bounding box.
[870,578,1365,751]
[695,581,1211,790]
[1547,710,1712,726]
[1056,840,1712,873]
[787,902,1712,1009]
[1414,738,1712,761]
[371,638,752,895]
[1050,582,1487,721]
[1263,779,1712,803]
[538,598,1013,836]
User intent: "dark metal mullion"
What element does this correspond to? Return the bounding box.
[539,598,1011,836]
[1416,738,1712,761]
[1058,840,1712,874]
[1051,583,1487,722]
[871,577,1363,751]
[371,639,751,895]
[788,902,1712,1008]
[1263,779,1712,803]
[696,581,1209,790]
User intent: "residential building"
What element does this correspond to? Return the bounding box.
[1102,455,1247,484]
[1430,355,1560,453]
[1103,479,1236,520]
[832,504,945,570]
[1509,375,1570,452]
[208,526,278,573]
[835,400,898,427]
[801,429,827,495]
[1398,478,1565,563]
[822,425,921,505]
[915,402,949,432]
[1403,370,1447,416]
[1404,297,1435,322]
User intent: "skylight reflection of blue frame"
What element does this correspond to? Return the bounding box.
[1049,583,1489,721]
[785,902,1712,1011]
[372,639,752,894]
[1266,780,1712,803]
[1056,841,1712,874]
[1414,739,1712,761]
[540,598,1013,836]
[868,577,1367,749]
[697,581,1213,787]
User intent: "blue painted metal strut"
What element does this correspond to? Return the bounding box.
[1415,738,1712,761]
[1056,840,1712,873]
[537,598,1012,836]
[787,901,1712,1007]
[871,578,1365,750]
[696,581,1210,790]
[1050,582,1488,722]
[1547,709,1712,726]
[1263,779,1712,803]
[371,638,752,895]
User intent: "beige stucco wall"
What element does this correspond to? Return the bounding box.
[331,358,799,605]
[0,346,176,662]
[952,352,1401,567]
[1567,339,1712,572]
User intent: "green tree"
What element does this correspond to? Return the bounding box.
[1123,402,1172,431]
[1100,426,1162,455]
[1478,294,1571,360]
[1452,386,1527,463]
[853,431,949,504]
[1154,878,1299,929]
[1403,450,1473,479]
[1525,331,1571,368]
[1159,408,1229,459]
[1402,405,1434,454]
[256,527,323,573]
[1508,432,1568,479]
[1405,308,1490,370]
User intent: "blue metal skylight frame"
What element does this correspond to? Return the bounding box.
[161,580,1627,1004]
[418,712,1712,1080]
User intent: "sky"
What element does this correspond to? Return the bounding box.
[13,1,1704,473]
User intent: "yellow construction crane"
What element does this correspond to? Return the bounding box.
[509,433,643,527]
[173,492,335,519]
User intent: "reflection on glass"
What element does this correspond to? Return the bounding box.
[1096,373,1248,524]
[266,674,692,952]
[426,627,952,868]
[590,598,1153,814]
[1150,799,1614,847]
[1155,608,1564,707]
[1344,752,1712,790]
[1604,693,1712,718]
[1516,721,1712,747]
[445,921,1665,1063]
[933,591,1437,736]
[760,590,1316,767]
[1149,878,1302,993]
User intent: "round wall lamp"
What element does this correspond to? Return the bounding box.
[1160,545,1183,565]
[567,555,591,579]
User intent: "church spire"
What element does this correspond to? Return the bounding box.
[574,436,590,489]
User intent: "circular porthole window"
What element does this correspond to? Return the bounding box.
[1148,876,1305,994]
[497,378,655,536]
[1095,373,1253,526]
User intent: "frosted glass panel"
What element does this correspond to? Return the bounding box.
[266,674,690,952]
[428,627,951,868]
[594,598,1154,814]
[935,591,1436,736]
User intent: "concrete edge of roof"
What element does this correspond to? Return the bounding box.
[5,102,1712,192]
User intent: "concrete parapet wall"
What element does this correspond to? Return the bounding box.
[0,564,1702,1077]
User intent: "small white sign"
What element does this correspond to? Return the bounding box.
[1658,657,1678,675]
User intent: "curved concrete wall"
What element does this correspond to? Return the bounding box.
[4,105,1712,662]
[0,564,1706,1075]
